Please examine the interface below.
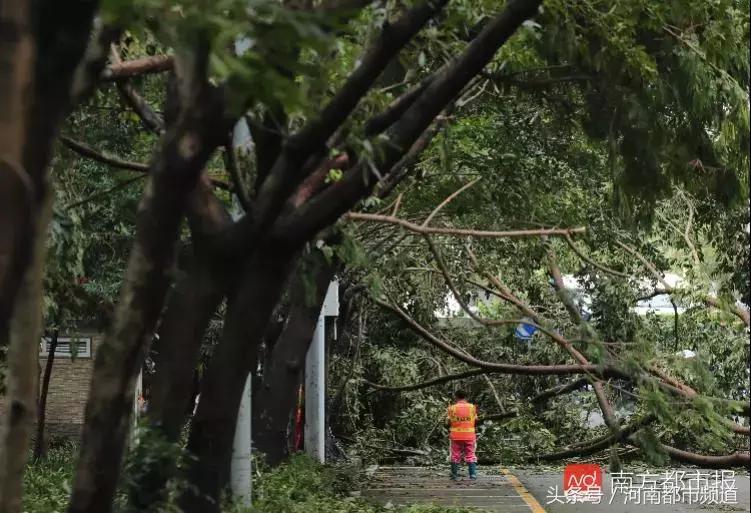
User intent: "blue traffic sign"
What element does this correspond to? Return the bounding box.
[515,319,537,341]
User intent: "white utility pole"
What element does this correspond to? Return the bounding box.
[304,313,326,461]
[230,373,253,507]
[134,371,143,424]
[305,280,339,462]
[229,118,254,505]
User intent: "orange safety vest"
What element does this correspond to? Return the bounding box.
[448,401,477,441]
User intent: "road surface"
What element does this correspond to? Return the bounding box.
[359,466,750,513]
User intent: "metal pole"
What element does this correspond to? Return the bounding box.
[231,373,252,506]
[228,118,254,505]
[305,313,326,462]
[134,371,142,424]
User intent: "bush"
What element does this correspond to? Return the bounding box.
[244,454,366,513]
[22,445,475,513]
[241,454,475,513]
[23,441,77,513]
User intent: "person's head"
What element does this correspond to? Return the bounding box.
[454,390,467,401]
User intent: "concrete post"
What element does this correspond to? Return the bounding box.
[304,280,339,462]
[304,313,326,462]
[229,118,254,505]
[231,373,252,506]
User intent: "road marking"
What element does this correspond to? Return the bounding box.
[501,468,547,513]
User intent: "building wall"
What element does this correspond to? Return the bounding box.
[0,333,99,440]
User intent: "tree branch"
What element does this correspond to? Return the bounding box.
[238,0,449,249]
[346,213,586,239]
[59,135,231,191]
[100,55,174,81]
[374,106,454,198]
[60,135,149,172]
[632,438,751,468]
[64,175,146,210]
[271,0,543,245]
[536,414,656,462]
[364,71,437,136]
[109,45,166,134]
[422,178,480,226]
[70,20,121,105]
[531,378,589,404]
[563,233,630,278]
[364,371,593,394]
[483,71,593,90]
[372,297,626,378]
[616,240,750,326]
[546,246,620,432]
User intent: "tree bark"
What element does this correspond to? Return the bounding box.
[111,58,234,513]
[124,263,226,512]
[68,50,229,512]
[101,55,174,81]
[0,0,34,356]
[180,247,296,513]
[125,180,232,513]
[33,330,58,461]
[0,194,52,513]
[656,444,750,468]
[252,248,336,465]
[22,0,99,191]
[1,3,98,510]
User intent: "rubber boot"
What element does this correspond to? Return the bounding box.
[450,463,459,480]
[468,462,478,480]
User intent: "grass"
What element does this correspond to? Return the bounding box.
[23,441,77,513]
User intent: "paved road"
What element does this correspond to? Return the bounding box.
[514,468,750,513]
[359,466,750,513]
[360,466,533,512]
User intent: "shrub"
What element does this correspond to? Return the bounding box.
[23,441,77,513]
[240,454,475,513]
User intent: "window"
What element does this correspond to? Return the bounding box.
[39,336,92,358]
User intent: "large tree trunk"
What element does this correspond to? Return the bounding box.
[1,2,101,510]
[0,0,34,329]
[252,248,336,465]
[68,56,229,512]
[124,263,225,512]
[0,0,34,352]
[0,3,37,511]
[0,195,51,513]
[125,180,232,512]
[33,329,58,461]
[181,247,295,513]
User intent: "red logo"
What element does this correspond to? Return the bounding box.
[564,464,602,492]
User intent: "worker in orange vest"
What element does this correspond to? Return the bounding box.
[446,390,478,480]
